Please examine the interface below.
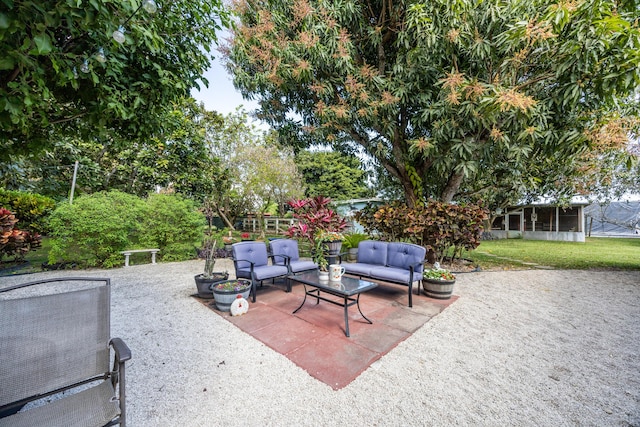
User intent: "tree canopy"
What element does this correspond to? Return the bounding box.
[0,97,225,201]
[295,150,373,200]
[206,109,304,227]
[226,0,640,207]
[0,0,229,159]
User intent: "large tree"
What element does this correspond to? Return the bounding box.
[295,150,373,200]
[226,0,640,207]
[206,109,305,228]
[0,98,226,201]
[0,0,229,159]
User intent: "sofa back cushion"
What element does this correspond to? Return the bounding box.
[357,240,388,266]
[387,242,426,273]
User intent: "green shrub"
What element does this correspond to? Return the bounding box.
[355,201,489,263]
[0,189,56,234]
[139,193,204,261]
[342,232,369,249]
[48,191,146,268]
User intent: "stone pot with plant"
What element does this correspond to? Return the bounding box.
[342,232,369,262]
[422,262,456,299]
[194,238,229,298]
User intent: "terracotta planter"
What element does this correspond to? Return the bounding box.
[422,278,456,299]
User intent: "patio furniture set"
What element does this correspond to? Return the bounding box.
[0,239,426,425]
[231,239,426,337]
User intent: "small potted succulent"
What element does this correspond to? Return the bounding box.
[194,238,229,298]
[422,262,456,299]
[211,279,251,311]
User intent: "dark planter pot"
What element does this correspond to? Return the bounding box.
[323,241,342,255]
[194,272,229,298]
[212,280,252,311]
[422,278,456,300]
[347,248,358,262]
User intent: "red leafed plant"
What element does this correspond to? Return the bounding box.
[285,196,347,246]
[0,208,42,262]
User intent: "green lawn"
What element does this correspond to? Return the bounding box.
[3,236,639,276]
[465,237,640,270]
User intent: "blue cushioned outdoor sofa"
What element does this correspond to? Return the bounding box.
[342,240,426,307]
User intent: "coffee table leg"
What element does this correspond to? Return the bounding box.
[356,294,373,325]
[293,283,308,314]
[343,296,350,337]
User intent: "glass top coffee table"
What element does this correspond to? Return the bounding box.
[289,270,378,337]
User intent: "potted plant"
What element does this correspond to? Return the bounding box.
[222,232,237,251]
[342,232,369,262]
[316,229,344,256]
[285,196,348,280]
[211,279,251,311]
[312,237,330,281]
[422,262,456,299]
[194,238,229,298]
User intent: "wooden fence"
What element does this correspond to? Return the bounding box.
[240,217,297,234]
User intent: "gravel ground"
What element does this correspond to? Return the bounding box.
[1,259,639,426]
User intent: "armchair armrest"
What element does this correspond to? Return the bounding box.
[110,337,131,362]
[271,253,291,265]
[409,261,424,274]
[109,337,131,426]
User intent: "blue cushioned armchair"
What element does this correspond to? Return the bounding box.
[231,241,290,302]
[270,239,317,274]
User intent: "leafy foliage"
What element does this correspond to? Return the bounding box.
[342,232,369,249]
[207,109,305,229]
[0,98,227,203]
[355,201,488,262]
[48,191,146,267]
[227,0,640,207]
[139,193,204,261]
[1,0,230,158]
[0,189,56,234]
[0,207,42,262]
[48,190,206,267]
[285,196,348,246]
[294,150,372,200]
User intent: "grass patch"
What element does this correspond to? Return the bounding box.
[465,237,640,270]
[3,236,638,275]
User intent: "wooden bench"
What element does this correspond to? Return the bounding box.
[120,249,160,267]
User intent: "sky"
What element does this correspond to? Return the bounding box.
[190,55,259,117]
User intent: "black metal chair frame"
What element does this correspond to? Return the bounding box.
[0,277,131,427]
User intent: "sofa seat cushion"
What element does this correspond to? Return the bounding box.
[369,266,413,284]
[343,262,376,276]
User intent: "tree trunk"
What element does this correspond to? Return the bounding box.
[214,203,235,230]
[441,170,465,203]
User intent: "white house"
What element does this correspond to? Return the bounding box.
[490,202,588,242]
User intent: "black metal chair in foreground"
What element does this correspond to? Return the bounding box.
[0,277,131,427]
